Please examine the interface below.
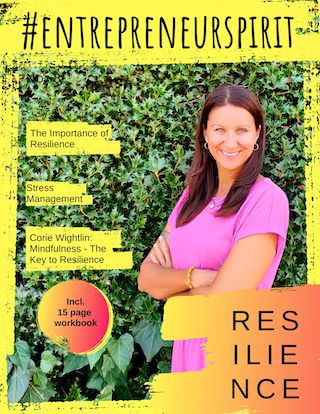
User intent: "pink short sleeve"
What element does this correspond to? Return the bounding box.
[232,186,289,246]
[167,187,189,227]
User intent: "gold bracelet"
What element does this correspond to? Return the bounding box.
[186,266,195,289]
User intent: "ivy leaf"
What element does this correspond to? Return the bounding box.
[8,366,30,402]
[62,354,88,375]
[21,381,56,402]
[96,384,113,401]
[106,333,134,373]
[74,95,84,104]
[66,382,82,401]
[101,356,118,390]
[33,368,48,389]
[40,351,62,374]
[86,370,104,391]
[7,359,13,375]
[87,343,107,370]
[132,319,166,362]
[157,360,170,373]
[11,340,31,370]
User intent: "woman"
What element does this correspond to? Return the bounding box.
[138,83,289,372]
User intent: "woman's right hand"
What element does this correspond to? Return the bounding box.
[191,268,218,288]
[150,235,172,268]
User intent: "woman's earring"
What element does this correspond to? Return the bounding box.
[253,143,259,151]
[204,142,209,150]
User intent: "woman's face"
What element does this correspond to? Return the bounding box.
[203,104,261,178]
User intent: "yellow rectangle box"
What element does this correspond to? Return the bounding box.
[26,226,132,271]
[26,121,120,156]
[26,181,93,206]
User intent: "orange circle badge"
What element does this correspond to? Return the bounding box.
[37,279,113,354]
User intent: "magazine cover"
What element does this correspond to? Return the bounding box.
[1,0,319,413]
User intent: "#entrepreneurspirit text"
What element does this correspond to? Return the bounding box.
[22,14,294,50]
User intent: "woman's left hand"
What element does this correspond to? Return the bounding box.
[150,235,172,268]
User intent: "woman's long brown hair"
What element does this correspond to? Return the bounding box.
[176,83,266,227]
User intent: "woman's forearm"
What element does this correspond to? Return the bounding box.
[170,234,277,298]
[138,264,217,300]
[172,285,220,297]
[138,262,189,300]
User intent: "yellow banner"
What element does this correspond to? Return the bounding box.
[25,181,93,206]
[26,226,132,271]
[26,122,118,156]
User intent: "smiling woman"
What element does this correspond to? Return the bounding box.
[138,83,289,373]
[203,104,261,192]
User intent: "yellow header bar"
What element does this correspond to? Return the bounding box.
[0,0,318,64]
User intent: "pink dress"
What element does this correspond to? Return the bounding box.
[167,177,290,372]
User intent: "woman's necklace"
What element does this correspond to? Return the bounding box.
[209,196,225,209]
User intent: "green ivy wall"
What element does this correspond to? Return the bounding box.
[7,62,306,402]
